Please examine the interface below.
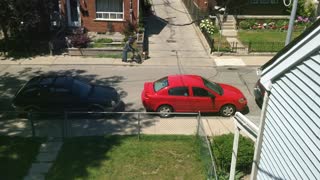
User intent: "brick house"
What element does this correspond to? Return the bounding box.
[58,0,140,33]
[194,0,288,15]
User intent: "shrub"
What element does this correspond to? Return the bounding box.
[275,19,288,27]
[68,34,91,48]
[239,21,251,30]
[67,28,91,48]
[200,18,216,35]
[211,133,254,174]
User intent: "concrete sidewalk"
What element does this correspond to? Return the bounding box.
[0,54,272,67]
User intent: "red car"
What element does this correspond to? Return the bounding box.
[141,75,247,117]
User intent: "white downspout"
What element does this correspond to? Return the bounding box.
[130,0,133,23]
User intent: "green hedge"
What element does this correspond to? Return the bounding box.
[212,133,254,176]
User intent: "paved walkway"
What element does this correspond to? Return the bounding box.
[24,138,62,180]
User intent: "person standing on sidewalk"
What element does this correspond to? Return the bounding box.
[122,36,136,62]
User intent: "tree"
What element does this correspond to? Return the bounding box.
[0,0,55,41]
[0,0,14,42]
[287,0,316,18]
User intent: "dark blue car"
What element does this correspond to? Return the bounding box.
[12,76,124,113]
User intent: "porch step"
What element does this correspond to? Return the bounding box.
[221,30,237,37]
[222,24,235,29]
[221,15,237,36]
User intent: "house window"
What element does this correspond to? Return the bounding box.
[260,0,270,4]
[96,0,124,20]
[250,0,279,4]
[250,0,259,4]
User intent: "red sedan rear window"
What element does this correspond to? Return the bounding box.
[154,77,169,92]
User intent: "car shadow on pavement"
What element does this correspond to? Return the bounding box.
[0,67,158,137]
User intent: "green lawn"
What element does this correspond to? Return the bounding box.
[95,53,122,58]
[238,30,303,52]
[46,135,206,180]
[238,30,302,42]
[0,136,43,180]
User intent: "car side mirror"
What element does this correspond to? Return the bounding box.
[208,93,215,98]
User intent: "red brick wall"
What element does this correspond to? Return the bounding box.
[194,0,208,10]
[60,0,138,33]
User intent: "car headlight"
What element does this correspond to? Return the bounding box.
[238,98,246,104]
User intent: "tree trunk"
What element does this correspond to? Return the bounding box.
[0,24,9,54]
[0,24,9,41]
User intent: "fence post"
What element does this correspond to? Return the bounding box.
[138,113,141,141]
[28,112,35,137]
[197,112,200,135]
[235,42,238,53]
[63,112,68,139]
[229,126,240,180]
[248,41,252,53]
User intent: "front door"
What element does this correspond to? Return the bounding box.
[67,0,81,27]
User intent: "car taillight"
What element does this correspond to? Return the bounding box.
[145,92,151,99]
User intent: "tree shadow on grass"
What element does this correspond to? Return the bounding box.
[45,135,126,180]
[0,136,44,180]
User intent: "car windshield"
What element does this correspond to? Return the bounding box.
[202,77,223,95]
[154,77,169,92]
[72,79,92,98]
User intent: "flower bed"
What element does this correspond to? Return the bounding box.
[237,16,312,31]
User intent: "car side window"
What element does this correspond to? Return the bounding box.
[54,88,71,97]
[21,88,39,97]
[192,87,214,97]
[168,87,189,96]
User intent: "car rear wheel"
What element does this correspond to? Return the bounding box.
[88,105,105,118]
[219,104,236,117]
[157,105,173,118]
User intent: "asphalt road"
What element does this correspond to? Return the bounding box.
[0,64,261,117]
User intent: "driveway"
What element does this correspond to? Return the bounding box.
[146,0,212,65]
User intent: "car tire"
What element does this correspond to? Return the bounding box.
[23,106,41,118]
[157,105,173,118]
[219,104,236,117]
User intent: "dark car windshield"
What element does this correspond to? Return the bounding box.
[202,78,223,95]
[72,79,92,98]
[154,77,169,92]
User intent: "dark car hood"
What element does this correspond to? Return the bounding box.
[88,85,119,103]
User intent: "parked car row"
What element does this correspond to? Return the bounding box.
[12,74,249,117]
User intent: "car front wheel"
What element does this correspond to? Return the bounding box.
[157,105,173,118]
[219,104,236,117]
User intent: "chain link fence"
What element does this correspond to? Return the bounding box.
[181,0,208,24]
[0,110,218,179]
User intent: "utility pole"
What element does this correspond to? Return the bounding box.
[285,0,298,45]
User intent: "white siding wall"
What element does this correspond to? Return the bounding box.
[257,50,320,179]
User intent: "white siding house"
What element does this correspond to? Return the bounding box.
[254,19,320,180]
[232,20,320,180]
